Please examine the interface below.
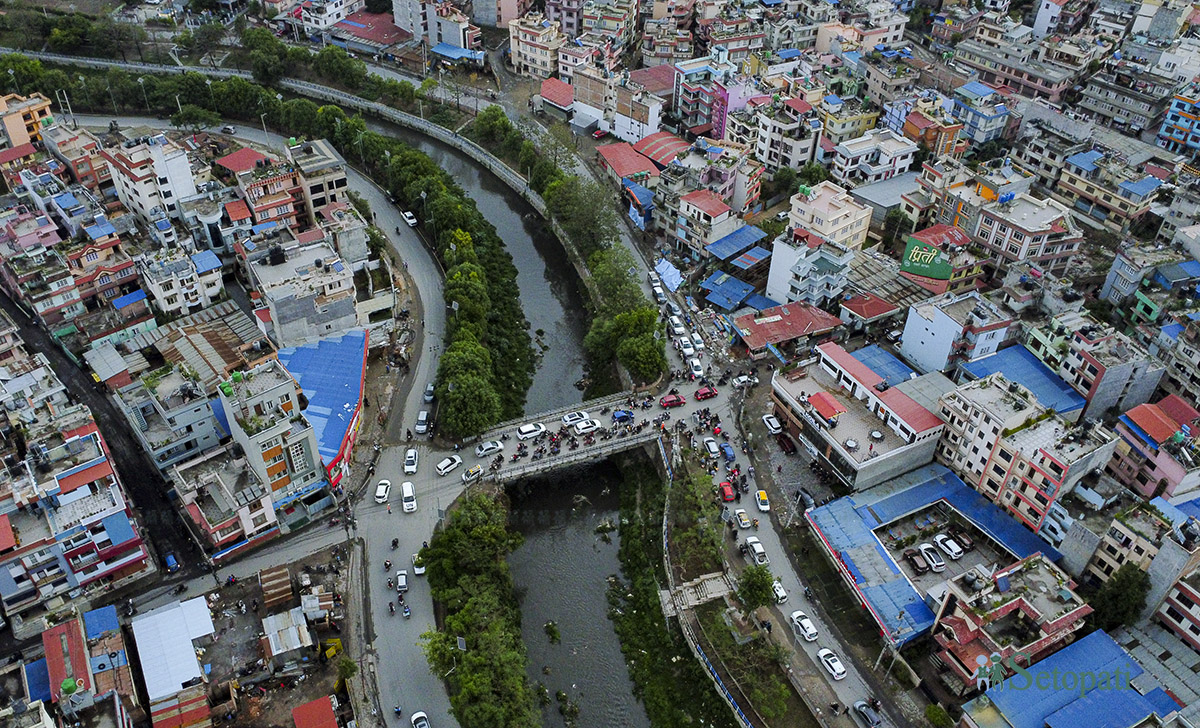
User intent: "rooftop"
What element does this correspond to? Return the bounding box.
[286,139,345,177]
[961,346,1086,415]
[276,329,368,464]
[174,448,266,526]
[731,303,842,351]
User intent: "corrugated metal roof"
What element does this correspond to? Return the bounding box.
[129,597,214,702]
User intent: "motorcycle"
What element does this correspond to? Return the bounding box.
[391,538,399,550]
[389,602,395,615]
[403,604,411,619]
[384,560,392,571]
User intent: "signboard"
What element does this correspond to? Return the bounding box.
[900,237,954,281]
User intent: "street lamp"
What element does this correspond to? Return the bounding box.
[205,78,213,106]
[420,190,428,222]
[174,94,183,115]
[260,112,269,148]
[6,69,15,94]
[137,76,149,111]
[77,76,91,108]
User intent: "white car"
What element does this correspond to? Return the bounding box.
[691,332,705,351]
[410,712,429,728]
[745,536,769,565]
[516,423,546,440]
[395,570,409,593]
[772,579,788,604]
[762,414,782,434]
[755,490,771,512]
[703,437,720,458]
[817,648,847,680]
[668,315,686,336]
[475,440,504,458]
[403,448,418,475]
[789,610,818,642]
[689,358,703,378]
[561,411,589,426]
[402,211,418,227]
[435,455,462,476]
[462,465,483,483]
[918,542,946,572]
[411,553,426,575]
[732,374,759,388]
[574,418,602,435]
[678,338,695,357]
[221,124,236,134]
[401,481,416,513]
[373,479,391,504]
[414,410,430,434]
[934,533,965,560]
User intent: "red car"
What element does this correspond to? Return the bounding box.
[719,482,735,501]
[592,129,610,139]
[694,385,719,400]
[659,394,687,408]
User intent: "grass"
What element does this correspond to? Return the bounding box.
[668,467,726,582]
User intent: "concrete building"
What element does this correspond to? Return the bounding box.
[698,16,765,63]
[1159,80,1200,155]
[63,216,139,311]
[1108,395,1200,501]
[129,598,216,728]
[117,362,225,473]
[1155,563,1200,653]
[1162,320,1200,410]
[829,128,917,187]
[898,224,984,295]
[315,201,370,270]
[1080,61,1179,137]
[1056,321,1165,419]
[300,0,366,38]
[950,81,1010,145]
[41,125,112,193]
[545,0,585,37]
[172,447,275,555]
[286,139,349,227]
[936,374,1118,534]
[764,231,853,307]
[653,137,763,214]
[508,12,567,78]
[723,95,822,176]
[769,342,947,490]
[247,241,357,346]
[137,249,224,317]
[899,99,965,159]
[471,0,529,26]
[900,157,1035,233]
[217,148,306,232]
[1056,148,1162,234]
[641,17,693,66]
[1099,242,1184,306]
[661,188,740,256]
[101,133,198,224]
[0,93,53,150]
[786,181,872,251]
[581,0,640,56]
[818,93,880,145]
[394,0,482,50]
[972,193,1082,276]
[671,52,740,135]
[900,291,1012,374]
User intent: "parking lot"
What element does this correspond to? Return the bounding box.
[875,505,1011,591]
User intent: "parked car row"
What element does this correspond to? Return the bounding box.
[903,528,976,574]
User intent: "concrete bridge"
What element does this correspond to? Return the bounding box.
[484,429,662,485]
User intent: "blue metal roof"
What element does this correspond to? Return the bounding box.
[1120,176,1163,197]
[958,81,996,99]
[277,329,368,463]
[83,605,120,639]
[851,344,914,387]
[824,93,844,104]
[960,346,1086,414]
[1163,322,1185,340]
[731,245,770,270]
[84,218,116,240]
[1180,259,1200,277]
[743,294,779,311]
[699,272,754,311]
[112,289,146,310]
[1119,413,1160,450]
[430,42,483,61]
[53,191,80,209]
[24,658,51,703]
[705,225,766,260]
[100,512,138,547]
[210,395,231,437]
[251,221,277,234]
[191,250,221,274]
[776,48,800,59]
[1065,149,1104,172]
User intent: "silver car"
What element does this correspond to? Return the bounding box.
[475,440,504,458]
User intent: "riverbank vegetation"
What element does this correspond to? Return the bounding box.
[420,495,540,728]
[2,50,534,438]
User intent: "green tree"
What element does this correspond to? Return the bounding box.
[437,335,494,385]
[444,262,492,327]
[419,77,438,98]
[474,105,512,142]
[336,656,358,684]
[439,373,502,437]
[250,49,286,85]
[1089,563,1150,632]
[543,122,576,170]
[170,104,220,136]
[749,676,790,721]
[926,704,954,728]
[48,15,93,53]
[736,564,775,615]
[616,332,668,382]
[545,177,619,258]
[588,246,643,317]
[798,162,831,187]
[771,166,798,198]
[191,23,226,64]
[883,208,914,252]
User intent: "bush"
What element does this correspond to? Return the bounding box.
[925,704,954,728]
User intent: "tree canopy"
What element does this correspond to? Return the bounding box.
[736,564,775,615]
[1088,563,1150,632]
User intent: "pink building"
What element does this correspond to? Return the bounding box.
[1108,395,1200,500]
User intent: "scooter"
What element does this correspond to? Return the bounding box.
[389,602,395,615]
[403,604,411,619]
[391,538,399,550]
[384,560,392,571]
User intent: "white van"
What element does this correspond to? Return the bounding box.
[401,482,416,513]
[668,315,686,336]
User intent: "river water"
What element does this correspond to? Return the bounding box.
[368,120,648,727]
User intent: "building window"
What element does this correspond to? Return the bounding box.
[85,251,99,263]
[289,442,308,470]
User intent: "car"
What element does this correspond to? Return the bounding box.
[745,536,769,565]
[648,271,661,286]
[414,410,430,434]
[917,542,946,572]
[403,448,419,475]
[652,286,666,303]
[659,394,686,408]
[772,579,788,603]
[734,508,751,529]
[435,455,462,476]
[611,409,634,423]
[591,129,609,139]
[797,488,816,512]
[775,210,789,222]
[762,414,782,434]
[410,712,430,728]
[789,610,818,641]
[402,211,418,227]
[678,338,696,357]
[423,383,435,403]
[720,442,736,462]
[732,374,759,388]
[691,332,705,351]
[475,440,504,458]
[934,533,964,560]
[776,433,797,455]
[695,385,718,400]
[755,490,770,512]
[395,570,409,593]
[574,418,602,435]
[902,548,930,574]
[719,482,735,501]
[703,437,720,458]
[852,700,883,727]
[668,315,686,336]
[561,410,589,426]
[411,553,426,575]
[886,328,903,343]
[817,648,847,680]
[164,552,180,573]
[666,301,683,318]
[462,465,483,483]
[688,358,704,378]
[374,479,392,503]
[401,481,417,513]
[948,525,976,551]
[516,422,546,440]
[220,124,236,134]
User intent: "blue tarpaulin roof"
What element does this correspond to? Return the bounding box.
[84,218,116,240]
[776,48,801,59]
[1065,149,1104,172]
[623,178,655,207]
[277,329,368,463]
[112,289,146,310]
[83,605,120,639]
[191,250,221,274]
[731,246,770,270]
[825,93,843,104]
[706,225,766,260]
[1163,322,1185,340]
[53,191,80,209]
[743,294,780,311]
[1181,260,1200,277]
[655,258,683,292]
[431,42,483,61]
[851,344,914,386]
[24,658,51,703]
[210,395,230,438]
[251,221,277,234]
[155,218,172,232]
[699,272,754,311]
[960,345,1085,414]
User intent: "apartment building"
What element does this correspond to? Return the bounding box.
[814,9,906,54]
[1162,320,1200,410]
[765,232,853,307]
[655,137,763,214]
[613,80,666,143]
[661,188,741,256]
[1080,62,1179,136]
[172,447,276,555]
[137,249,224,317]
[1057,320,1165,419]
[218,149,306,231]
[818,93,880,145]
[286,139,349,227]
[581,0,639,54]
[786,181,872,251]
[472,0,530,27]
[901,291,1011,373]
[898,224,984,294]
[41,125,112,193]
[900,100,965,159]
[300,0,365,37]
[900,157,1034,232]
[724,95,822,176]
[63,216,138,310]
[1156,566,1200,652]
[393,0,482,50]
[117,363,225,473]
[557,32,621,84]
[1056,148,1162,233]
[1108,395,1200,500]
[100,133,198,224]
[672,52,739,134]
[246,241,357,346]
[0,93,53,150]
[950,81,1010,145]
[829,128,917,187]
[316,201,370,270]
[697,16,765,63]
[508,13,567,78]
[641,17,693,66]
[1099,242,1186,306]
[545,0,585,36]
[932,6,987,49]
[857,50,918,105]
[972,193,1082,276]
[0,223,84,328]
[936,374,1118,533]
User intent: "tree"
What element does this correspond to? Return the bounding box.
[736,564,775,615]
[883,208,914,252]
[926,705,954,728]
[616,332,668,382]
[336,656,358,685]
[1089,563,1150,632]
[798,162,831,187]
[438,373,502,437]
[544,122,576,171]
[191,23,226,65]
[48,15,93,54]
[170,104,220,136]
[250,49,286,85]
[771,166,798,199]
[419,77,438,98]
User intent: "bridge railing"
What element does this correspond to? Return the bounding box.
[487,429,659,483]
[481,391,637,437]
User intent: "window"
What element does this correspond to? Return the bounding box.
[85,251,99,263]
[289,442,308,470]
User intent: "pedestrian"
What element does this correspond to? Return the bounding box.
[777,465,783,473]
[387,504,392,514]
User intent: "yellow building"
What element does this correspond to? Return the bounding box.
[0,92,53,149]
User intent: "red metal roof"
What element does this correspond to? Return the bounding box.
[334,11,411,45]
[225,200,251,221]
[596,142,659,179]
[905,110,935,130]
[541,78,574,109]
[820,136,836,153]
[1158,394,1200,428]
[681,189,730,217]
[841,293,898,321]
[817,342,942,432]
[911,223,971,249]
[733,302,842,351]
[1127,403,1181,445]
[809,391,846,420]
[57,460,114,494]
[633,130,691,166]
[296,228,326,244]
[43,619,88,702]
[0,513,13,552]
[628,64,678,97]
[0,142,37,165]
[784,97,813,114]
[216,147,270,174]
[292,697,338,728]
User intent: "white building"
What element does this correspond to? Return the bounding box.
[301,0,365,37]
[765,231,853,307]
[100,133,198,224]
[830,128,918,187]
[393,0,481,50]
[900,291,1012,374]
[509,12,567,78]
[787,181,872,251]
[137,249,224,317]
[724,95,824,176]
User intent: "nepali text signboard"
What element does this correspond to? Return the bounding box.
[900,237,954,281]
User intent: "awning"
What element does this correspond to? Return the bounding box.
[809,391,846,421]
